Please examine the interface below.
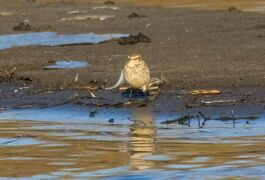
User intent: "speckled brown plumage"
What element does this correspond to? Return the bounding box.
[123,54,151,92]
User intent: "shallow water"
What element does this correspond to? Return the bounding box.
[0,105,265,179]
[0,32,128,50]
[44,60,89,69]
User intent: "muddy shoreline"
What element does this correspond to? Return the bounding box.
[0,0,265,112]
[1,1,265,179]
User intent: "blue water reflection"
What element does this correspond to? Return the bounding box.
[0,32,128,50]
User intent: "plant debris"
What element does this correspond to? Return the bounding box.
[161,115,193,125]
[0,67,16,82]
[185,99,239,108]
[214,116,259,121]
[191,89,221,95]
[201,99,237,106]
[88,90,97,98]
[59,15,115,21]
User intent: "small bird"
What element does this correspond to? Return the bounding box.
[106,54,151,99]
[124,54,151,94]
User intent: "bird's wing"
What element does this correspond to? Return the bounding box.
[105,69,125,90]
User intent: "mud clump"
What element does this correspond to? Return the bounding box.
[18,76,33,82]
[118,32,151,45]
[228,7,242,13]
[104,0,115,5]
[13,22,32,31]
[128,12,147,18]
[253,24,265,30]
[108,118,114,123]
[13,22,53,32]
[33,25,53,32]
[257,34,265,38]
[26,0,36,2]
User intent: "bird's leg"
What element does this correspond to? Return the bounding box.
[129,88,133,101]
[142,86,149,102]
[144,91,149,102]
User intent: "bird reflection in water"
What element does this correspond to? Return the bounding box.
[129,107,156,170]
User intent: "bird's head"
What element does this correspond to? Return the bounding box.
[128,54,142,62]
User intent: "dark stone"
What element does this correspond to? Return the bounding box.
[89,110,98,118]
[128,12,147,18]
[118,32,151,45]
[108,118,114,123]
